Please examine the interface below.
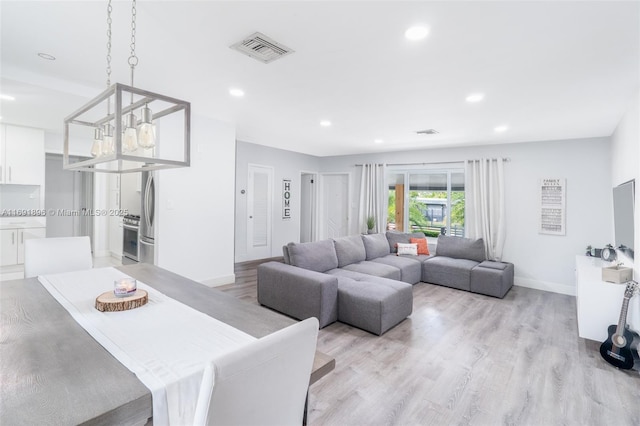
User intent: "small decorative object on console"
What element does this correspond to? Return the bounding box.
[586,245,602,257]
[601,244,617,262]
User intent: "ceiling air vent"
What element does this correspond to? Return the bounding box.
[230,32,294,64]
[416,129,439,135]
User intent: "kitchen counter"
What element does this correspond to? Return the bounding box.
[0,217,46,230]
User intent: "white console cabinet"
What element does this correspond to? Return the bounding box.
[575,255,639,342]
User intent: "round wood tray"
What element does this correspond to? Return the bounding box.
[95,290,148,312]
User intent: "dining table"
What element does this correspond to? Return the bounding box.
[0,263,335,425]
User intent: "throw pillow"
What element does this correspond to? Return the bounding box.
[410,237,430,255]
[396,242,418,256]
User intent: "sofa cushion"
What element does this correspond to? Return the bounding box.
[410,237,430,255]
[287,240,338,272]
[333,235,367,267]
[422,256,479,291]
[386,231,426,253]
[435,235,486,262]
[361,233,390,260]
[397,243,417,256]
[371,255,422,284]
[341,261,401,281]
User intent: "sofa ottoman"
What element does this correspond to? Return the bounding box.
[470,260,514,298]
[337,277,413,335]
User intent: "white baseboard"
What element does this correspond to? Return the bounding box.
[200,274,236,288]
[93,250,111,258]
[515,276,576,296]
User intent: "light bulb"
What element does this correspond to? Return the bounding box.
[91,127,103,157]
[102,123,115,155]
[137,104,156,149]
[123,113,138,152]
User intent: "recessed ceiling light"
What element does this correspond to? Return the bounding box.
[466,93,484,103]
[494,125,508,133]
[320,120,332,127]
[229,88,244,97]
[37,52,56,60]
[405,26,429,41]
[374,139,384,144]
[0,94,16,101]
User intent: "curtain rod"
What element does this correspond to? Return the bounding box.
[355,158,510,167]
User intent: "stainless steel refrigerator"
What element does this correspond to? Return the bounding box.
[139,171,155,264]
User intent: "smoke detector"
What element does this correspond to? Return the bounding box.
[230,32,294,64]
[416,129,439,135]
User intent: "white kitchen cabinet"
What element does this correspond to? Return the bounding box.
[0,227,46,266]
[17,227,47,264]
[0,229,18,266]
[109,216,123,258]
[0,124,45,185]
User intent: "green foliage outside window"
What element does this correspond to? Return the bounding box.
[388,190,465,237]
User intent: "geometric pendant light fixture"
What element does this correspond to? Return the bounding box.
[63,0,190,173]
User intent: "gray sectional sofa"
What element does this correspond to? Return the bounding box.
[257,232,514,335]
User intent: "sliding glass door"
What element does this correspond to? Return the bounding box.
[387,168,465,239]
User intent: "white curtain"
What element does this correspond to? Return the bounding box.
[465,158,506,260]
[358,163,387,234]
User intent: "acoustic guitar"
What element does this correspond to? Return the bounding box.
[599,281,639,370]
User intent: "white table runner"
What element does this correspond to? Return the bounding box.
[38,267,257,426]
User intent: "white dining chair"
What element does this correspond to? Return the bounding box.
[24,236,93,278]
[193,317,319,426]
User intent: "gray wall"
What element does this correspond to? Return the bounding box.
[236,136,613,295]
[235,141,321,262]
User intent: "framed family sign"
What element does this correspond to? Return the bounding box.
[539,178,566,235]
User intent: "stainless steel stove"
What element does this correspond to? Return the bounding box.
[122,214,140,264]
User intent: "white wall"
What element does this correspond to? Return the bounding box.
[156,114,236,286]
[321,138,612,295]
[609,90,640,333]
[235,141,321,262]
[610,90,639,274]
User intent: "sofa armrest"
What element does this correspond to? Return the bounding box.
[257,261,338,328]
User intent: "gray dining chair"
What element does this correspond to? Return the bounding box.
[24,236,93,278]
[193,317,319,426]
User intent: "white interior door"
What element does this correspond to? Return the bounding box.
[247,164,273,259]
[320,173,349,239]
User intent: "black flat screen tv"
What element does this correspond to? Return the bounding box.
[613,179,635,258]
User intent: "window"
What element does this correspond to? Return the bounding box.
[387,168,464,238]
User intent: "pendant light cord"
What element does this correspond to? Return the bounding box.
[128,0,138,105]
[106,0,112,115]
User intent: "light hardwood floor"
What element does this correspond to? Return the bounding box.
[224,260,640,426]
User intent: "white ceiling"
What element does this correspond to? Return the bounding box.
[1,0,638,157]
